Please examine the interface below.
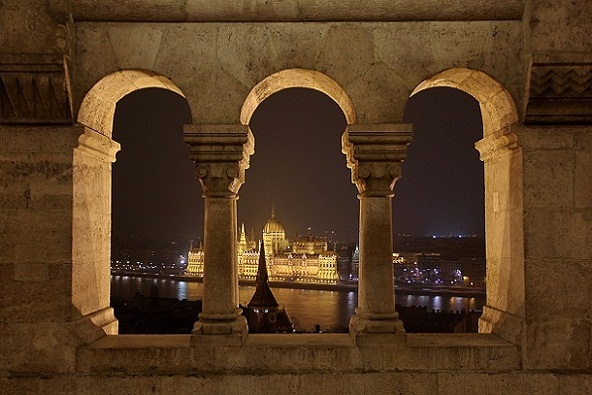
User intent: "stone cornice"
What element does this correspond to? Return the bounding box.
[0,59,73,125]
[184,124,254,196]
[48,0,523,23]
[342,124,413,197]
[526,60,592,124]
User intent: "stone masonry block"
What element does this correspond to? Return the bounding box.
[316,25,376,88]
[523,149,574,209]
[524,209,592,260]
[525,259,592,320]
[0,262,72,322]
[437,372,525,394]
[525,318,591,370]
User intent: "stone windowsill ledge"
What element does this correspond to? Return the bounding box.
[78,333,520,374]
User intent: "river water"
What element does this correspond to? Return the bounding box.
[111,275,485,332]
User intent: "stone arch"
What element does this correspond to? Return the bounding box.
[411,68,518,137]
[72,69,190,342]
[77,69,187,137]
[240,68,356,125]
[409,68,524,342]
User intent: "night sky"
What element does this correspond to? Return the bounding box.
[111,86,484,248]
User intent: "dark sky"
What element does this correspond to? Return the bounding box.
[111,86,484,247]
[398,87,484,237]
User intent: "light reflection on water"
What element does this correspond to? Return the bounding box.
[111,276,484,333]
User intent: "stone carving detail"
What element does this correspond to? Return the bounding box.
[527,63,592,123]
[342,124,413,197]
[184,124,254,196]
[475,128,519,162]
[530,64,592,98]
[0,62,72,124]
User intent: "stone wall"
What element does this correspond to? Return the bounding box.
[1,1,591,393]
[519,124,592,369]
[73,21,524,125]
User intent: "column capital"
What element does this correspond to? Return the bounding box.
[342,124,413,197]
[474,126,519,162]
[184,124,254,197]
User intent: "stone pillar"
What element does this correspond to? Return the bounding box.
[513,123,592,369]
[185,124,254,345]
[342,124,412,342]
[474,125,525,346]
[72,127,121,343]
[0,124,86,374]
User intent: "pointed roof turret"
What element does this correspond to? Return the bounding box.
[248,241,279,308]
[255,241,269,286]
[238,223,248,253]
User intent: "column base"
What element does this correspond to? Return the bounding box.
[191,311,248,346]
[479,305,524,346]
[349,310,406,346]
[73,307,118,344]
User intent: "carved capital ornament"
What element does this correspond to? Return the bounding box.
[184,124,254,197]
[342,124,413,197]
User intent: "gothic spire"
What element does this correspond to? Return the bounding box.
[255,240,268,286]
[248,241,279,308]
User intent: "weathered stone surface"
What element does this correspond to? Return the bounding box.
[531,0,592,54]
[437,372,524,394]
[559,374,592,395]
[574,130,592,209]
[0,321,78,374]
[0,0,62,55]
[523,149,574,209]
[48,0,525,23]
[73,24,120,107]
[317,25,375,88]
[2,1,592,392]
[525,259,592,320]
[518,125,575,150]
[108,25,164,70]
[73,21,523,126]
[0,262,72,322]
[524,209,592,260]
[347,61,410,123]
[524,318,592,370]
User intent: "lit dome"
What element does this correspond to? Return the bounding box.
[264,216,284,234]
[263,206,285,234]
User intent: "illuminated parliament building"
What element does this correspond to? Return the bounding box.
[187,208,339,283]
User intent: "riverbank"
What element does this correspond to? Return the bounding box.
[111,270,486,297]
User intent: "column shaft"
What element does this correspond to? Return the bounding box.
[201,196,239,317]
[357,196,396,317]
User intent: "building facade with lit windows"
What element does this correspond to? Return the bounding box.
[187,208,339,283]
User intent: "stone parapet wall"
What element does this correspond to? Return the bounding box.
[3,333,592,394]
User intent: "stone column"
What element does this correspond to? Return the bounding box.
[185,124,254,345]
[474,126,525,346]
[342,124,412,342]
